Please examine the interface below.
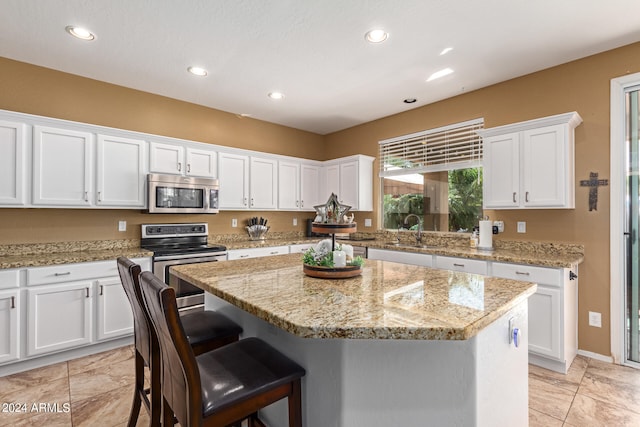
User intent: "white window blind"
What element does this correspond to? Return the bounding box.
[379,118,484,177]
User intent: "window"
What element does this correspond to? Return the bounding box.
[379,119,484,232]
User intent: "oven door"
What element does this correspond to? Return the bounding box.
[153,254,225,314]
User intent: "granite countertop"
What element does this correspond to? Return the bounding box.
[170,253,537,341]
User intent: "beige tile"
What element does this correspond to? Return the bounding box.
[528,376,575,421]
[69,358,135,402]
[565,393,640,427]
[0,377,70,426]
[67,345,134,377]
[528,355,588,393]
[529,408,563,427]
[0,361,68,394]
[71,384,134,427]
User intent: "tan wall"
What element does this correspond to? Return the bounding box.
[2,42,640,356]
[325,41,640,357]
[0,57,326,240]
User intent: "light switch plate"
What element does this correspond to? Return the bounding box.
[118,221,126,232]
[231,218,238,227]
[365,218,372,227]
[517,221,526,233]
[589,311,602,327]
[293,218,298,226]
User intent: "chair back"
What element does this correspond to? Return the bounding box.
[117,257,155,362]
[138,271,203,427]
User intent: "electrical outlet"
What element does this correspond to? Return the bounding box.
[517,221,526,233]
[493,221,504,233]
[118,221,127,232]
[589,311,602,328]
[293,218,298,226]
[365,218,372,227]
[231,218,238,228]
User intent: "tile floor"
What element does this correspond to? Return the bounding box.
[1,347,640,426]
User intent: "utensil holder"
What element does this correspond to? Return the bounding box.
[246,225,270,240]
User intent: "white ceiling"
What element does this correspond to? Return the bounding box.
[1,1,639,135]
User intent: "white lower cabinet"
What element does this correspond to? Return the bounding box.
[367,248,432,267]
[95,277,134,341]
[227,245,289,260]
[289,243,315,254]
[0,290,20,364]
[434,255,488,275]
[27,281,93,356]
[490,261,577,373]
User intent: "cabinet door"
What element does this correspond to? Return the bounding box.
[482,132,520,208]
[0,120,26,205]
[186,147,216,178]
[227,245,289,260]
[96,134,146,207]
[250,157,277,209]
[528,286,562,360]
[27,282,92,356]
[278,161,300,209]
[522,124,566,207]
[0,290,19,364]
[218,153,249,208]
[149,141,184,174]
[339,161,359,208]
[96,277,134,341]
[33,125,93,206]
[325,164,340,198]
[300,164,320,210]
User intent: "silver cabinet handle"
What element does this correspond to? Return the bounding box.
[296,200,299,207]
[84,191,89,202]
[525,191,529,202]
[99,285,104,295]
[243,198,247,206]
[301,200,304,207]
[516,271,530,276]
[11,296,15,309]
[98,191,102,202]
[250,198,254,207]
[453,263,465,267]
[187,164,191,173]
[178,162,182,172]
[270,251,279,255]
[85,288,90,298]
[54,272,71,276]
[512,192,516,203]
[240,254,250,258]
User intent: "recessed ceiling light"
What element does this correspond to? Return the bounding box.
[427,68,454,82]
[268,92,285,100]
[403,98,417,104]
[365,29,388,43]
[439,47,453,56]
[65,25,95,41]
[187,66,208,76]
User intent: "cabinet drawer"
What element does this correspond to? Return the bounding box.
[435,256,487,275]
[290,244,315,254]
[491,262,561,287]
[227,245,290,260]
[0,269,20,289]
[27,260,117,286]
[368,248,432,267]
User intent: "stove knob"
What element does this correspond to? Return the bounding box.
[156,227,162,233]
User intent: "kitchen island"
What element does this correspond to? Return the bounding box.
[171,253,537,427]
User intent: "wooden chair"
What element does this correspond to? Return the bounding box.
[117,257,243,427]
[138,270,306,427]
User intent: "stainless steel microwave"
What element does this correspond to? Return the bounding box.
[147,174,219,214]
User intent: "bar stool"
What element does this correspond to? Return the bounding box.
[117,257,243,427]
[138,271,306,427]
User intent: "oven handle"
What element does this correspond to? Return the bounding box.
[153,252,227,262]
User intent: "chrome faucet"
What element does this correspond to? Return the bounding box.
[403,214,423,244]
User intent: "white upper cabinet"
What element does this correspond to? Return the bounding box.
[322,155,374,211]
[218,152,249,209]
[0,120,26,206]
[32,125,93,206]
[278,161,300,210]
[150,141,216,178]
[479,112,582,209]
[278,161,321,211]
[249,157,277,209]
[96,134,147,207]
[300,163,321,210]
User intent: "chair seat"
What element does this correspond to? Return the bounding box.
[197,337,306,417]
[181,310,243,347]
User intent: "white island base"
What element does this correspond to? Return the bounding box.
[205,293,529,427]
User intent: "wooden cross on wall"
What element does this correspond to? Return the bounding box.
[579,172,608,211]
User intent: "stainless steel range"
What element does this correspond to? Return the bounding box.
[141,223,227,314]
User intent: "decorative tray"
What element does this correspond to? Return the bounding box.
[303,263,362,279]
